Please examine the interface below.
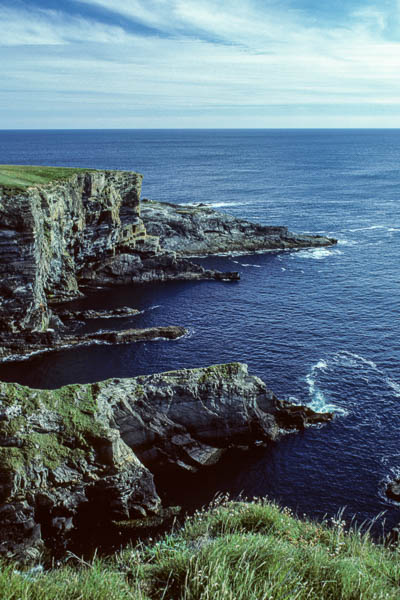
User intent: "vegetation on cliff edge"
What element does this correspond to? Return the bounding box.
[1,497,399,599]
[0,165,98,190]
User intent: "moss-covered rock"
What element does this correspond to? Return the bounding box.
[0,363,330,561]
[0,378,160,562]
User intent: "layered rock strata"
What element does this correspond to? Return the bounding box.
[0,362,331,560]
[141,199,337,256]
[1,326,188,362]
[0,170,238,359]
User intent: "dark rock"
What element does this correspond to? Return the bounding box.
[85,326,187,344]
[275,400,333,430]
[386,478,400,501]
[0,171,238,359]
[214,271,240,281]
[0,362,331,560]
[0,326,188,362]
[56,306,141,320]
[141,199,337,256]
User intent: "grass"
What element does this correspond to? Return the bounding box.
[0,165,97,190]
[1,497,400,599]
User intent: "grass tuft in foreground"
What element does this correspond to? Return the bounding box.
[0,165,97,190]
[1,497,400,599]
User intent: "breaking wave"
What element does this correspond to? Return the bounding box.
[290,248,343,260]
[301,351,400,415]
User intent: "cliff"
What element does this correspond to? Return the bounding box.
[0,362,331,560]
[0,168,237,359]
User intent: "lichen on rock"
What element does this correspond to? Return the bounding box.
[0,362,331,561]
[0,168,239,359]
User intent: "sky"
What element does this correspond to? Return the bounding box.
[2,0,400,128]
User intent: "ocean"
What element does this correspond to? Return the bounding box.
[0,128,399,533]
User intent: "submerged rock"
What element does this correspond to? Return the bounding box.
[0,362,331,560]
[386,479,400,502]
[141,199,337,256]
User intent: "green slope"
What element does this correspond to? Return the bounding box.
[0,165,96,190]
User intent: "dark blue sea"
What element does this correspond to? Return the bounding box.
[1,129,399,533]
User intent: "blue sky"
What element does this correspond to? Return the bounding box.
[1,0,400,128]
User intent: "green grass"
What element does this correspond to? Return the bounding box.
[0,165,97,190]
[2,497,400,599]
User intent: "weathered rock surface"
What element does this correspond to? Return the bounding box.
[56,306,141,320]
[0,362,331,560]
[141,199,337,256]
[0,170,238,359]
[1,326,188,362]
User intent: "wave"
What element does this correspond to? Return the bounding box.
[290,248,343,260]
[240,263,262,268]
[346,225,387,233]
[337,239,359,246]
[304,363,348,416]
[302,350,400,416]
[208,201,240,208]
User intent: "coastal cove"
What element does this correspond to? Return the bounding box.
[1,129,400,550]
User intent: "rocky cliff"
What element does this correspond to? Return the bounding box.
[0,362,331,560]
[141,199,336,256]
[0,169,237,359]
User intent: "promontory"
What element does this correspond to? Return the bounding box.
[0,165,335,359]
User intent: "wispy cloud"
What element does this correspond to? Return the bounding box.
[0,5,132,46]
[2,0,400,127]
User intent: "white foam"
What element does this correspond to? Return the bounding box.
[335,351,379,371]
[315,359,328,370]
[347,225,386,232]
[240,263,261,268]
[291,248,343,260]
[304,359,348,416]
[208,201,239,208]
[337,239,358,246]
[386,378,400,398]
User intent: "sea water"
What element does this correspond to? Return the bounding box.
[1,129,399,531]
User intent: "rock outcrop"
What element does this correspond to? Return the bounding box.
[141,199,337,256]
[1,326,188,362]
[0,362,331,560]
[386,478,400,502]
[0,170,238,359]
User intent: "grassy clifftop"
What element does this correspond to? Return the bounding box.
[0,165,97,190]
[2,498,399,599]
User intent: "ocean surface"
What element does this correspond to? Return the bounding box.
[1,129,399,533]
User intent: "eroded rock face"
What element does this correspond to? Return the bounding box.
[0,170,238,358]
[0,379,160,561]
[0,363,331,560]
[141,199,337,256]
[0,171,144,335]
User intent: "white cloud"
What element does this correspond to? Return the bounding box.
[0,6,132,46]
[2,0,400,127]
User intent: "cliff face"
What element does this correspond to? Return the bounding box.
[0,363,331,560]
[0,171,145,335]
[0,170,237,358]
